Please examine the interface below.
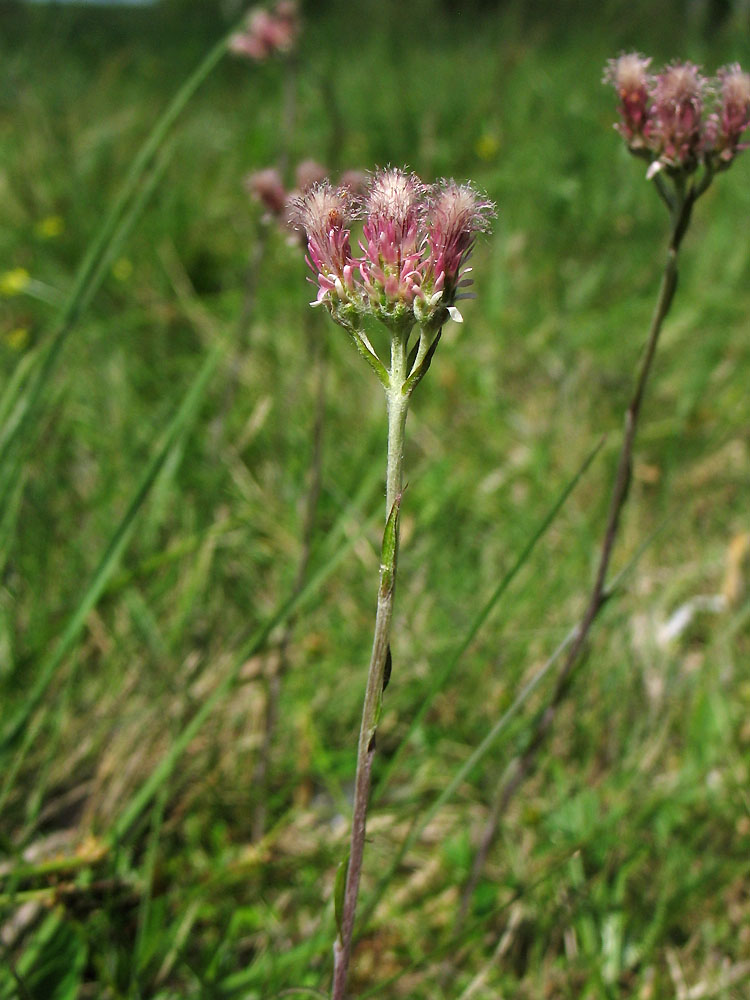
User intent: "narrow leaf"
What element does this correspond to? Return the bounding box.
[382,645,392,693]
[379,492,402,599]
[345,326,389,388]
[403,328,442,396]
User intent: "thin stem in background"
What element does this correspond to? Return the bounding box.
[453,185,697,939]
[212,44,307,840]
[278,51,299,180]
[331,332,410,1000]
[234,227,271,349]
[318,71,346,172]
[236,50,298,347]
[253,321,328,841]
[222,50,299,435]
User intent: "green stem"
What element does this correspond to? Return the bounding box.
[385,335,410,513]
[331,332,410,1000]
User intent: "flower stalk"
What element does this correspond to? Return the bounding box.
[290,167,493,998]
[452,54,750,944]
[331,348,408,1000]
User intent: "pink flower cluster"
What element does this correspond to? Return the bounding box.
[290,168,494,332]
[229,1,299,62]
[605,54,750,175]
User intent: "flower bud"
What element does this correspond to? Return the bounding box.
[714,64,750,164]
[650,62,706,172]
[420,181,495,328]
[339,170,368,196]
[604,54,750,181]
[289,183,358,307]
[359,168,427,325]
[605,53,653,150]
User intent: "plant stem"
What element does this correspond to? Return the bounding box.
[385,335,410,513]
[331,332,410,1000]
[455,188,694,932]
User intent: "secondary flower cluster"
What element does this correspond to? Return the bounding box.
[229,1,299,62]
[605,54,750,177]
[290,168,494,333]
[246,161,366,237]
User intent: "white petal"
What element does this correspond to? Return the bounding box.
[447,305,463,323]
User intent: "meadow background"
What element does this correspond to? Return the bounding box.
[1,0,750,997]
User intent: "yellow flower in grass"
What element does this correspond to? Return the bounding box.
[476,131,501,161]
[35,215,64,239]
[0,268,31,297]
[4,327,29,351]
[112,257,133,282]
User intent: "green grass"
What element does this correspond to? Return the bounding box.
[1,1,750,997]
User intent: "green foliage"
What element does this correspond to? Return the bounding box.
[0,911,86,1000]
[1,2,749,998]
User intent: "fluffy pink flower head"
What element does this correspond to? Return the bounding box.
[291,167,494,335]
[230,1,299,61]
[715,64,750,162]
[420,181,495,325]
[650,61,706,170]
[289,183,358,307]
[359,168,426,316]
[605,53,653,149]
[280,163,329,240]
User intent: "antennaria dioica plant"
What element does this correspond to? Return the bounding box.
[290,168,493,998]
[454,54,750,938]
[5,6,750,991]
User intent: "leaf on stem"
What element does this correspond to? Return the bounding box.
[379,492,402,599]
[382,646,392,692]
[403,328,442,396]
[342,325,389,388]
